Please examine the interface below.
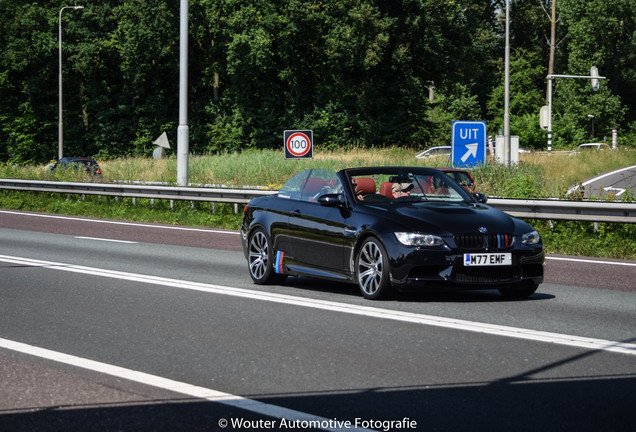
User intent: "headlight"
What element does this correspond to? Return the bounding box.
[395,232,444,247]
[522,230,541,245]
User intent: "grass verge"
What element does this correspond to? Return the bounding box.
[0,191,243,231]
[1,147,635,259]
[2,190,634,260]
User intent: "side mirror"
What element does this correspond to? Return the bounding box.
[473,193,488,204]
[317,194,345,207]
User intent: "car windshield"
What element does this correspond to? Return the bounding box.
[347,168,470,204]
[70,161,91,170]
[278,169,343,202]
[446,171,474,188]
[578,143,608,150]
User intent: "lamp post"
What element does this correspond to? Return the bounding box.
[58,5,84,161]
[546,67,605,153]
[503,0,510,165]
[176,0,190,186]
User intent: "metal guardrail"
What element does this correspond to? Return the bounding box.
[486,198,635,224]
[1,178,635,223]
[0,178,275,204]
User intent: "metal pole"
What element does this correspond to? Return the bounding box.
[58,9,63,160]
[58,6,83,161]
[547,78,552,153]
[503,0,511,165]
[546,71,605,153]
[177,0,189,186]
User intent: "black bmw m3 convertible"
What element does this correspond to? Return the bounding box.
[241,167,544,300]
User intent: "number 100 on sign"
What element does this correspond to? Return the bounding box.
[284,130,313,159]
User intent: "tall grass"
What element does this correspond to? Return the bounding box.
[525,150,636,197]
[1,148,635,259]
[4,147,634,199]
[0,190,242,230]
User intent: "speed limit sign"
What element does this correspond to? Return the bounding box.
[284,130,313,159]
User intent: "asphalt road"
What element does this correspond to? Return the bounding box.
[574,164,636,199]
[1,210,635,432]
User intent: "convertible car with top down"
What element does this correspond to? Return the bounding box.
[240,167,544,300]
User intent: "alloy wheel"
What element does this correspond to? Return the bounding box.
[357,239,384,297]
[248,231,269,281]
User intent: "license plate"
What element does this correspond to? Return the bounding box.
[464,253,511,266]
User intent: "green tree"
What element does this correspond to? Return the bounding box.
[427,83,482,147]
[2,1,632,163]
[0,1,59,163]
[194,0,501,151]
[553,0,635,146]
[70,1,129,158]
[487,49,546,149]
[115,0,179,155]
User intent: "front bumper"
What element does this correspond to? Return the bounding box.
[383,237,544,289]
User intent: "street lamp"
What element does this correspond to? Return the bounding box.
[58,5,84,161]
[503,0,510,165]
[545,67,605,153]
[177,0,190,186]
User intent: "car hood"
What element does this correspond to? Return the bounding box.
[374,202,519,235]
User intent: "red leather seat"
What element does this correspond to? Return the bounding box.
[354,177,376,196]
[380,182,395,198]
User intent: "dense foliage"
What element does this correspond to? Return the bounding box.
[1,0,635,163]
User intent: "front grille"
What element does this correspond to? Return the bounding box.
[453,266,520,284]
[454,234,484,251]
[454,233,514,251]
[489,234,514,250]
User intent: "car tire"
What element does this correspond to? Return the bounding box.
[248,229,287,285]
[356,237,393,300]
[498,282,538,299]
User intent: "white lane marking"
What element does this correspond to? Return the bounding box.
[0,337,369,432]
[1,254,635,357]
[579,165,636,187]
[0,210,239,235]
[2,209,635,268]
[567,164,636,195]
[546,256,636,267]
[75,236,138,244]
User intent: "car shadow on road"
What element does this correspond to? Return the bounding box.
[398,289,555,303]
[279,277,555,303]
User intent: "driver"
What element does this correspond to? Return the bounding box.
[392,183,413,198]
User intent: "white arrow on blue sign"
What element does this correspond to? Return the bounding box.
[451,120,487,168]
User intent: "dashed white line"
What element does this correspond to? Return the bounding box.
[0,210,239,235]
[546,256,636,267]
[1,254,634,357]
[75,236,138,244]
[3,209,634,268]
